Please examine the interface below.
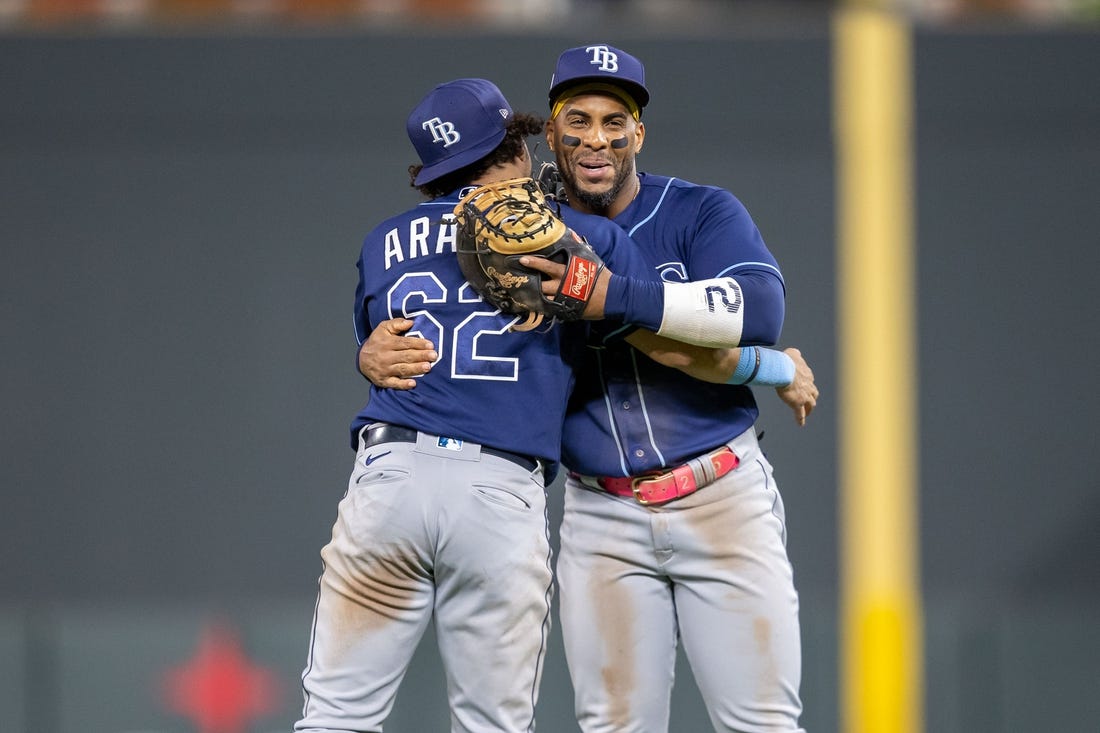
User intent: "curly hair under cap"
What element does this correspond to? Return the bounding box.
[409,113,545,199]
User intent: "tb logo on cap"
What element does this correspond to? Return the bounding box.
[422,117,461,147]
[586,45,618,72]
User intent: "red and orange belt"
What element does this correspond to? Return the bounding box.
[571,444,740,506]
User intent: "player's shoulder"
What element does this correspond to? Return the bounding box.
[364,198,456,240]
[640,172,742,207]
[559,207,643,269]
[560,206,626,240]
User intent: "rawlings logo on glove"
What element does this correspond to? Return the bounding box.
[453,177,605,331]
[486,267,531,290]
[561,248,600,302]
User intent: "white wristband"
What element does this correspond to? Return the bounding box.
[656,277,744,348]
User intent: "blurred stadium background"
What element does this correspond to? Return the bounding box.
[1,1,1098,732]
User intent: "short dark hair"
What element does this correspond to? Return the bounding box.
[409,112,545,199]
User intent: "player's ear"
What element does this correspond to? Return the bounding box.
[634,121,645,154]
[544,120,555,152]
[516,143,533,177]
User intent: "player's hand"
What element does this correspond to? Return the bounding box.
[775,347,818,426]
[518,255,611,319]
[358,318,436,390]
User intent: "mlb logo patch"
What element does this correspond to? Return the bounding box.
[438,437,464,451]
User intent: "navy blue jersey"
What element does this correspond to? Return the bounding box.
[350,188,654,464]
[562,173,787,477]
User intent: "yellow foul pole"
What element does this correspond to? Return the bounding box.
[834,4,923,733]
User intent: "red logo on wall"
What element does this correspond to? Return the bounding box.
[161,623,281,733]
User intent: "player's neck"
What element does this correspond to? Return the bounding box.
[470,157,530,188]
[569,173,640,219]
[611,174,642,218]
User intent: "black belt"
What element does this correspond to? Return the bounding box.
[361,424,542,475]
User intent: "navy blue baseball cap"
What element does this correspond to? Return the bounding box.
[407,78,513,186]
[548,44,650,118]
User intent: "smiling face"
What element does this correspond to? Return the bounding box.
[545,91,645,218]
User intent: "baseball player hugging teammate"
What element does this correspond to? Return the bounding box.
[306,44,818,733]
[544,46,813,733]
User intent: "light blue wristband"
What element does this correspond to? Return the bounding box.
[754,347,796,386]
[728,346,759,384]
[727,346,796,387]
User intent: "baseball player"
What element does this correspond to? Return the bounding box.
[542,44,809,733]
[295,78,618,733]
[297,77,814,733]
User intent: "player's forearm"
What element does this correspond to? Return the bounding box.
[606,274,745,348]
[625,329,739,382]
[626,331,795,387]
[604,269,784,349]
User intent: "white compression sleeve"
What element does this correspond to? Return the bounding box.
[655,277,744,348]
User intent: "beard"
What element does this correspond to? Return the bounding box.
[571,186,617,213]
[563,160,634,215]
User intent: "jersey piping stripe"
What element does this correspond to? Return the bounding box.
[629,348,668,467]
[716,260,785,284]
[756,455,788,546]
[626,176,677,237]
[355,314,367,346]
[595,348,631,476]
[298,559,327,717]
[525,500,556,732]
[601,322,635,342]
